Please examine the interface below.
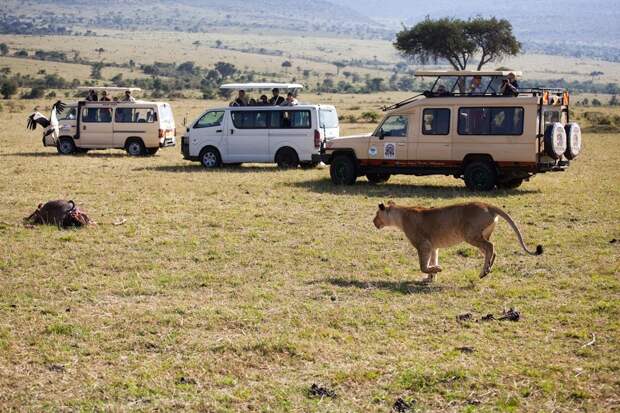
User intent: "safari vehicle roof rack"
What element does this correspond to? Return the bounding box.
[77,86,142,93]
[220,82,303,91]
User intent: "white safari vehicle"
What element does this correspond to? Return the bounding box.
[181,83,339,168]
[33,87,176,156]
[318,71,582,190]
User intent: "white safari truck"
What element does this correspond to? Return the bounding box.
[31,87,176,156]
[181,83,339,168]
[317,71,582,190]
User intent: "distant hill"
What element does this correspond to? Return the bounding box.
[338,0,620,47]
[0,0,390,38]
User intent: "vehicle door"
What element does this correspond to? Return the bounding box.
[367,114,410,165]
[227,110,269,162]
[415,108,452,162]
[189,110,226,158]
[268,109,312,160]
[79,104,113,147]
[113,106,159,148]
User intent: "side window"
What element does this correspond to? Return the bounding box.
[58,107,76,121]
[378,115,408,137]
[422,109,450,135]
[194,111,224,128]
[231,111,268,129]
[82,107,112,123]
[542,110,560,128]
[115,108,156,123]
[458,107,523,135]
[270,110,311,129]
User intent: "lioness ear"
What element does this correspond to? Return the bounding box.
[387,200,395,206]
[378,203,385,211]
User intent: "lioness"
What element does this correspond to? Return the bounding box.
[373,201,542,282]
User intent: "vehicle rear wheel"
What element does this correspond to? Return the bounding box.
[145,148,159,156]
[275,147,299,169]
[498,178,523,189]
[330,154,357,185]
[200,147,222,169]
[464,161,497,191]
[366,173,390,184]
[57,138,76,155]
[126,139,146,156]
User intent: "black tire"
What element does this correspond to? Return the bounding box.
[330,154,357,185]
[126,139,146,156]
[366,173,390,184]
[145,148,159,156]
[200,146,222,169]
[275,147,299,169]
[498,178,523,189]
[57,138,76,155]
[464,161,497,191]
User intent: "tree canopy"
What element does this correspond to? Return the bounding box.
[394,17,521,71]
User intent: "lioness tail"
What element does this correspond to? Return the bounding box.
[489,206,543,256]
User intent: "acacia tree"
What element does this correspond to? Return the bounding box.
[394,17,521,71]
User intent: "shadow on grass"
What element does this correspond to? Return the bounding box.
[313,277,444,295]
[135,164,281,173]
[288,177,540,199]
[1,151,127,158]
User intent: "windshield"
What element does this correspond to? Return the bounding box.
[158,103,175,129]
[319,108,339,128]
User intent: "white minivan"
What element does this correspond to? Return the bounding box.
[181,104,339,168]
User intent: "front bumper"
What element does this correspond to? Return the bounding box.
[160,136,176,148]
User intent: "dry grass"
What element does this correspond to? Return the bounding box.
[0,97,618,412]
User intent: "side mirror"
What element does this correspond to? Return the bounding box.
[186,127,190,133]
[378,129,385,139]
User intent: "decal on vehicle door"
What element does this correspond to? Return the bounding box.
[384,143,396,159]
[368,146,377,157]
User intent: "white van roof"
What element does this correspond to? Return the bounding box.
[415,70,523,77]
[77,86,142,92]
[220,83,304,90]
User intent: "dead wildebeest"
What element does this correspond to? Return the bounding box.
[25,200,94,228]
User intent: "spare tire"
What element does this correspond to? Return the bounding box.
[564,122,582,159]
[544,122,567,159]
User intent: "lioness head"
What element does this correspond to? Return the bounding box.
[373,201,396,229]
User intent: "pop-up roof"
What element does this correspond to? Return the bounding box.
[220,83,303,90]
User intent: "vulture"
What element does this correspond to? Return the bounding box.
[26,100,66,139]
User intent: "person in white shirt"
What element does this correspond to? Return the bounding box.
[281,92,298,106]
[121,90,136,102]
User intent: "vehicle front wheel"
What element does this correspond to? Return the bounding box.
[464,161,497,191]
[275,148,299,169]
[366,173,390,184]
[126,139,146,156]
[200,147,222,169]
[57,138,76,155]
[330,155,357,185]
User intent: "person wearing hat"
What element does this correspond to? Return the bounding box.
[269,88,285,105]
[258,95,269,105]
[500,72,519,97]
